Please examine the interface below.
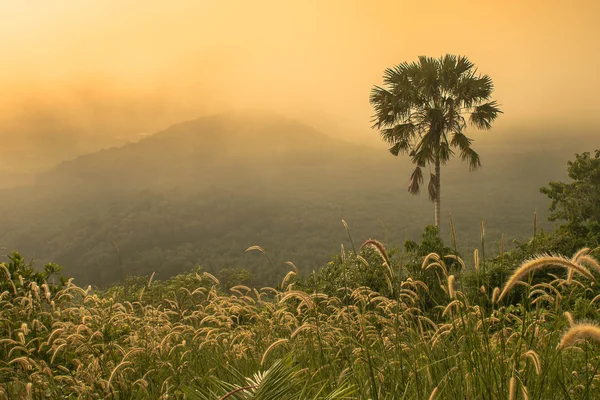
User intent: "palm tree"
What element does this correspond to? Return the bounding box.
[370,55,502,228]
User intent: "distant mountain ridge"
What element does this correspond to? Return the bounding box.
[39,110,377,187]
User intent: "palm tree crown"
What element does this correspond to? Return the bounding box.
[370,54,502,227]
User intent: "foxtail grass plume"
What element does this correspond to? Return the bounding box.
[567,248,591,283]
[147,271,155,288]
[509,376,516,400]
[578,255,600,275]
[202,272,220,285]
[357,255,369,266]
[341,219,357,254]
[558,324,600,349]
[491,287,500,304]
[448,275,456,299]
[496,254,595,303]
[361,239,393,278]
[361,239,391,268]
[245,245,266,254]
[564,312,575,327]
[284,261,300,275]
[281,271,296,289]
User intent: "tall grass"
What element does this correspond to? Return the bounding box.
[1,246,599,398]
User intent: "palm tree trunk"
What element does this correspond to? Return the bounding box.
[434,157,441,228]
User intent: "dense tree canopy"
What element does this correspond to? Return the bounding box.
[540,150,600,226]
[540,150,600,250]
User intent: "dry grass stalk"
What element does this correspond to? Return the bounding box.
[568,248,591,283]
[428,386,439,400]
[522,384,529,400]
[523,350,541,375]
[261,338,289,366]
[449,214,457,251]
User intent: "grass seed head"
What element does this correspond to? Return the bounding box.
[498,254,595,303]
[558,324,600,350]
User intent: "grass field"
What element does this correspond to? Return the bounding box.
[1,242,600,399]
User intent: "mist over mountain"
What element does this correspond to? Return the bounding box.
[0,110,585,286]
[39,111,376,188]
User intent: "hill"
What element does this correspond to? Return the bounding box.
[40,111,375,188]
[0,111,582,286]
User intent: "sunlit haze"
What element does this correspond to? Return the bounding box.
[1,0,599,150]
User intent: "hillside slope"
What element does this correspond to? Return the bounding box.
[0,111,576,286]
[40,111,376,188]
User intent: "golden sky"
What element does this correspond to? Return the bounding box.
[1,0,599,144]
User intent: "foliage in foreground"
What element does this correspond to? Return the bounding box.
[2,242,600,399]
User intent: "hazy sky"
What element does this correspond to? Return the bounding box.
[1,0,599,145]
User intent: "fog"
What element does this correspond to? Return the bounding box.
[1,0,599,172]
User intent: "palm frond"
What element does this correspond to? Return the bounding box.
[380,123,416,145]
[450,131,473,151]
[408,165,424,195]
[469,101,502,130]
[460,147,482,171]
[454,73,494,108]
[418,56,440,99]
[428,173,437,202]
[438,54,459,91]
[389,140,411,156]
[369,86,412,129]
[455,55,475,75]
[438,141,453,164]
[184,356,355,400]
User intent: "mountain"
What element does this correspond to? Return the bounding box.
[0,111,580,287]
[40,111,377,188]
[0,130,132,189]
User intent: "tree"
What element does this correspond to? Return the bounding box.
[539,150,600,249]
[370,55,502,227]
